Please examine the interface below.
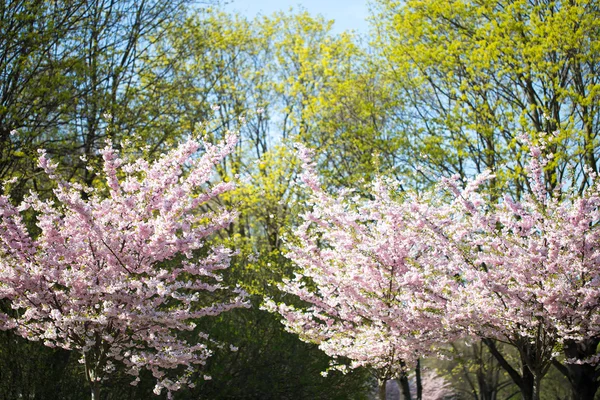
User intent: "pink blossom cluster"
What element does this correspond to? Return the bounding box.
[265,145,460,377]
[268,143,600,383]
[0,135,248,396]
[443,151,600,353]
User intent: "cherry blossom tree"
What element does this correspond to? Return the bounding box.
[265,146,458,400]
[441,145,600,400]
[0,134,248,399]
[269,142,600,400]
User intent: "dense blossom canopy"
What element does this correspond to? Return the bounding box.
[268,143,600,396]
[265,146,456,379]
[0,135,248,396]
[444,147,600,360]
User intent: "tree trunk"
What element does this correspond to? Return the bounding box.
[520,359,535,400]
[378,378,387,400]
[531,375,542,400]
[415,359,422,400]
[90,382,100,400]
[85,353,102,400]
[562,338,600,400]
[399,373,412,400]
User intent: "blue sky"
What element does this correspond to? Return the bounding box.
[223,0,371,34]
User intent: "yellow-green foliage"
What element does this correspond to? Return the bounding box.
[220,143,305,296]
[373,0,600,196]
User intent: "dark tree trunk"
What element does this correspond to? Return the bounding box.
[398,373,411,400]
[560,338,600,400]
[520,356,535,400]
[482,338,537,400]
[415,359,422,400]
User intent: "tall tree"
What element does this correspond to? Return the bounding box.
[0,0,88,186]
[372,0,600,196]
[0,0,203,191]
[59,0,197,185]
[132,9,374,397]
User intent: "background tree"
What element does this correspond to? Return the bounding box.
[441,340,518,400]
[135,9,374,397]
[0,0,87,190]
[57,0,198,186]
[372,0,600,196]
[1,0,200,191]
